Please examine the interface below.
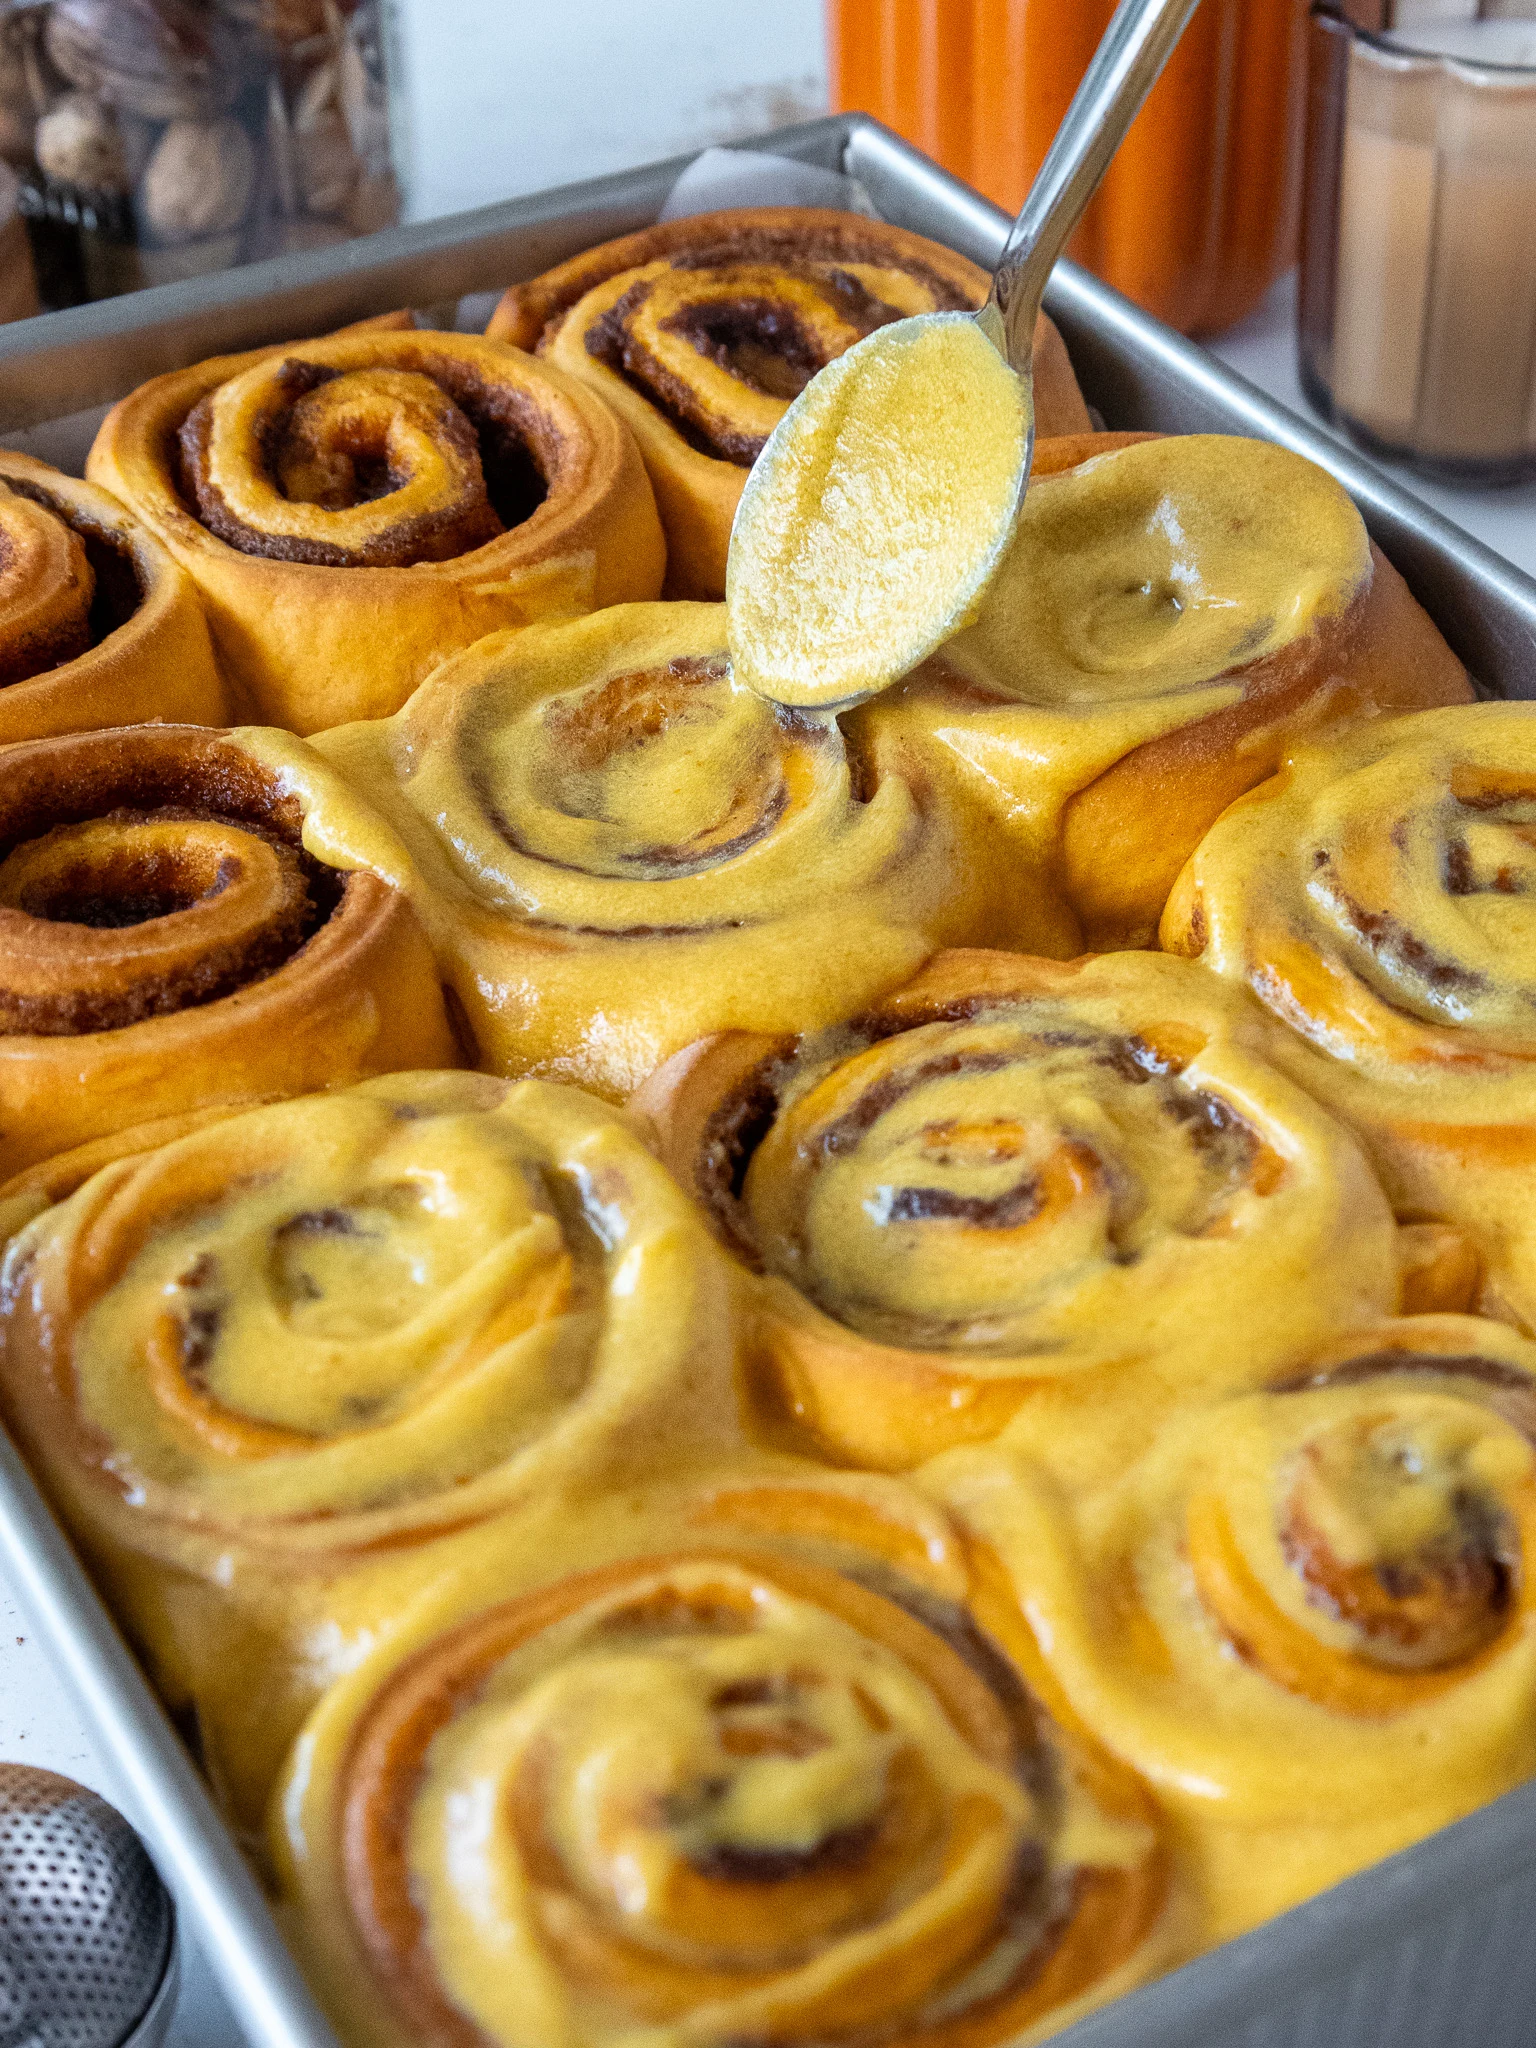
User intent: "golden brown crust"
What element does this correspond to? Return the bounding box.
[0,452,227,745]
[488,209,1090,600]
[0,724,458,1174]
[86,330,666,734]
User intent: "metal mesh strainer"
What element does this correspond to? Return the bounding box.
[0,1764,176,2048]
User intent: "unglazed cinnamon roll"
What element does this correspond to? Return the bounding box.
[286,602,993,1098]
[487,208,1091,600]
[0,724,456,1175]
[634,948,1401,1487]
[0,451,226,744]
[1162,703,1536,1332]
[936,1314,1536,1941]
[87,328,666,733]
[271,1468,1176,2048]
[0,1071,743,1825]
[848,433,1470,953]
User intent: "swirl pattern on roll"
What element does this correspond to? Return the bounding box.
[487,208,1091,600]
[86,328,666,732]
[0,724,455,1175]
[935,1314,1536,1940]
[273,1476,1172,2048]
[848,433,1469,952]
[0,1071,741,1818]
[634,948,1401,1483]
[299,602,988,1098]
[0,450,226,744]
[1162,703,1536,1329]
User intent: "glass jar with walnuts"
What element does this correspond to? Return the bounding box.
[1,0,398,309]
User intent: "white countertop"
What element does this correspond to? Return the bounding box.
[1,246,1531,2045]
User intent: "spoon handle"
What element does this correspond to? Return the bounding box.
[985,0,1203,373]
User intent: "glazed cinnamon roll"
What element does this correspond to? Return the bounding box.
[848,432,1470,953]
[0,723,456,1175]
[487,208,1091,599]
[1162,703,1536,1332]
[0,1071,743,1824]
[938,1315,1536,1941]
[87,329,666,733]
[634,948,1401,1486]
[0,451,226,744]
[296,602,993,1098]
[272,1469,1175,2048]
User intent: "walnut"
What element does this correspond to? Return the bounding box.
[46,0,236,122]
[137,115,255,243]
[34,90,132,191]
[294,107,356,216]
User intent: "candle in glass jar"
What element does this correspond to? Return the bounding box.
[1328,19,1536,472]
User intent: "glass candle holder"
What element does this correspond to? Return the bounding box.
[1300,1,1536,482]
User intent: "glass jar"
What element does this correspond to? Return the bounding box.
[1300,1,1536,481]
[0,0,399,310]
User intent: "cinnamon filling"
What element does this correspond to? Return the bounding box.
[0,733,344,1037]
[480,658,825,884]
[334,1551,1118,2045]
[737,1007,1267,1352]
[0,814,315,1035]
[178,353,553,567]
[586,265,921,466]
[1280,1443,1516,1672]
[0,483,128,689]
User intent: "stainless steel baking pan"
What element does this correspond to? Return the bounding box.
[1,112,1534,2048]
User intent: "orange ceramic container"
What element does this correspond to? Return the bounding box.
[829,0,1310,335]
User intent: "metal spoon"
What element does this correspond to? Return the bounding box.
[727,0,1203,711]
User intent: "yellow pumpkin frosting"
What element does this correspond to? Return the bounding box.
[252,602,999,1099]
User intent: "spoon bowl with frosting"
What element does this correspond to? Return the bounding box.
[727,0,1202,711]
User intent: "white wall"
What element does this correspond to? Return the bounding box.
[387,0,828,223]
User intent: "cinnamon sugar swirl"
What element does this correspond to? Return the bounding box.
[278,602,995,1098]
[1164,702,1536,1332]
[938,1314,1536,1941]
[0,1071,744,1826]
[0,723,456,1174]
[87,329,666,733]
[271,1470,1177,2048]
[0,451,226,744]
[634,948,1401,1487]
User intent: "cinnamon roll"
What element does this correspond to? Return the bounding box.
[87,328,667,733]
[1162,703,1536,1332]
[295,602,993,1099]
[937,1314,1536,1941]
[0,451,226,744]
[848,432,1470,953]
[633,947,1401,1486]
[272,1469,1175,2048]
[487,208,1091,600]
[0,723,456,1175]
[0,1071,743,1824]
